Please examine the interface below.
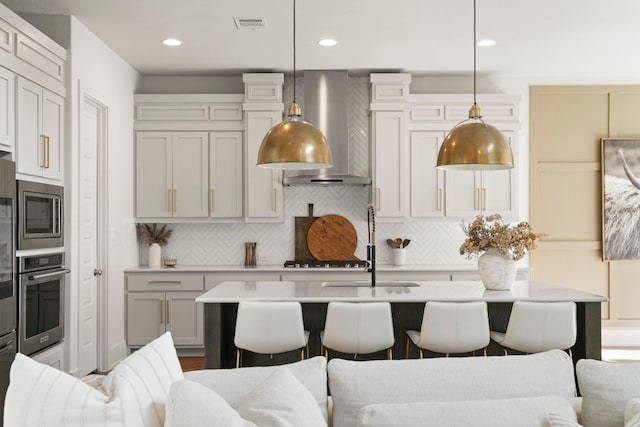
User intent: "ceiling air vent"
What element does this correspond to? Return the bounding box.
[234,18,267,30]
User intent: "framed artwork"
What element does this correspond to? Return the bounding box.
[602,138,640,260]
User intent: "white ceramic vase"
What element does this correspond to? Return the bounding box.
[391,248,406,266]
[149,243,162,268]
[477,248,516,290]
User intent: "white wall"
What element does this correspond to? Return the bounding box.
[67,17,140,372]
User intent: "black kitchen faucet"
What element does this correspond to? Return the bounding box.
[367,203,376,287]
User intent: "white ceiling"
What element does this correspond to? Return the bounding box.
[2,0,640,78]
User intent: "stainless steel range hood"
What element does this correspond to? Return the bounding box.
[283,70,371,186]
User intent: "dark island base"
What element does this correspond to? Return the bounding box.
[204,301,601,369]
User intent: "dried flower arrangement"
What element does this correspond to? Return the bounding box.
[459,214,545,261]
[136,223,173,246]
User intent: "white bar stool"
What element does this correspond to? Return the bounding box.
[234,301,310,368]
[405,301,490,358]
[321,301,395,360]
[490,301,577,356]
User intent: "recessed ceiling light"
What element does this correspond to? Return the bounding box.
[162,38,182,47]
[477,39,496,47]
[318,38,337,47]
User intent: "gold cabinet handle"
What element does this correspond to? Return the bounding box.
[173,189,177,212]
[482,188,487,211]
[273,189,277,212]
[166,300,170,324]
[40,135,47,168]
[475,188,481,210]
[438,188,443,211]
[45,136,50,168]
[160,300,163,323]
[167,189,171,212]
[210,189,215,212]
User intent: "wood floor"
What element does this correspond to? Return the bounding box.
[179,357,205,372]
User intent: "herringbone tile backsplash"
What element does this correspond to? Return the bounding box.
[137,77,475,267]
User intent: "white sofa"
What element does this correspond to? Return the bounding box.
[5,332,640,427]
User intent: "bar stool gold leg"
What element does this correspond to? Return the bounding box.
[419,349,424,359]
[236,348,242,368]
[387,347,393,360]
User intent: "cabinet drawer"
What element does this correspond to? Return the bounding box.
[136,104,209,121]
[127,273,204,291]
[209,103,242,121]
[410,104,445,121]
[15,33,65,82]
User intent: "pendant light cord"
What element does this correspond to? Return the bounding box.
[473,0,477,106]
[292,0,296,104]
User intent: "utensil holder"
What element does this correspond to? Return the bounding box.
[391,248,406,266]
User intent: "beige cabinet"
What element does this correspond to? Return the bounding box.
[16,76,64,181]
[209,131,243,218]
[136,131,208,218]
[126,273,204,347]
[0,67,15,152]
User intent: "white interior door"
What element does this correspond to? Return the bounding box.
[77,95,105,376]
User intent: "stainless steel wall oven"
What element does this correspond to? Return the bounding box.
[17,180,63,250]
[18,252,68,356]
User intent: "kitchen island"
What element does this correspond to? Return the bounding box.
[195,280,606,368]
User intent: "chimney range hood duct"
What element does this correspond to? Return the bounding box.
[283,70,371,186]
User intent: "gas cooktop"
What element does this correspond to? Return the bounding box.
[283,260,369,269]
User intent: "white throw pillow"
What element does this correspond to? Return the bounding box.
[4,331,183,427]
[166,368,327,427]
[329,350,576,427]
[357,395,577,427]
[165,380,255,427]
[626,399,640,426]
[184,355,328,421]
[576,359,640,427]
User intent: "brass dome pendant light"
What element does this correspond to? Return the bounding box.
[436,0,513,171]
[256,0,333,169]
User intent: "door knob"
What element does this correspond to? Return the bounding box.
[93,268,103,276]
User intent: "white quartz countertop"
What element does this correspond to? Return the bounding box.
[124,264,510,273]
[195,280,607,304]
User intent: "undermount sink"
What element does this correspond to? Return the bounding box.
[321,281,420,288]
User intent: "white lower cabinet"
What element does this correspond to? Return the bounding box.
[126,273,204,348]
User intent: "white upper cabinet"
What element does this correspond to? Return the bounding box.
[444,131,518,219]
[410,131,445,218]
[242,73,284,223]
[16,76,64,182]
[134,94,245,221]
[371,75,520,221]
[244,110,283,221]
[136,131,208,218]
[371,110,409,218]
[0,67,15,152]
[209,131,243,218]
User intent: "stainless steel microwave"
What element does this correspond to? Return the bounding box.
[17,180,63,250]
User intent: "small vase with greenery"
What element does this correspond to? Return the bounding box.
[137,223,172,268]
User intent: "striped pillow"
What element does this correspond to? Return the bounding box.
[4,332,183,427]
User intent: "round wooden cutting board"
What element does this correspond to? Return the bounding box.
[306,214,358,261]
